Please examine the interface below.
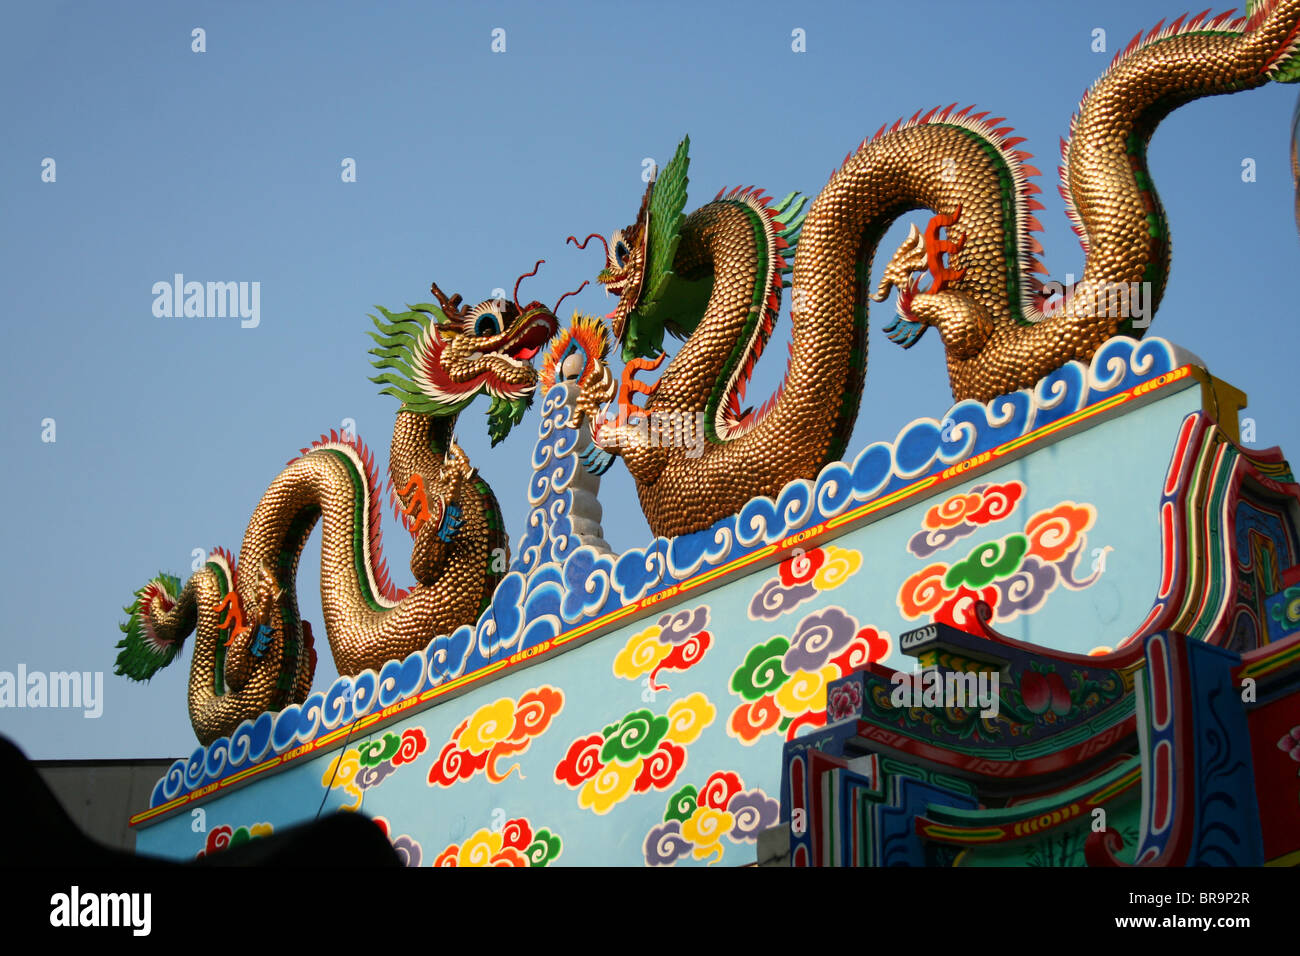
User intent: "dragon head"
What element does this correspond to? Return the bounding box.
[369,266,563,445]
[594,200,651,343]
[572,137,693,363]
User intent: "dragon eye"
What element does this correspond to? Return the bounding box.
[609,229,631,270]
[471,307,503,337]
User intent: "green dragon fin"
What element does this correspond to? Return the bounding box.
[114,573,184,681]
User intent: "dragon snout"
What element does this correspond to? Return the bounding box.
[504,305,560,362]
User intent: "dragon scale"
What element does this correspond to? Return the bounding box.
[582,0,1300,539]
[117,286,559,745]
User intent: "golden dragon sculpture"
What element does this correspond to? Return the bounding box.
[115,274,568,745]
[561,0,1300,539]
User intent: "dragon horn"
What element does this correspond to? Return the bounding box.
[567,233,611,259]
[429,281,470,322]
[513,260,545,310]
[553,280,590,313]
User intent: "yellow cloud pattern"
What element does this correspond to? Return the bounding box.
[665,693,715,746]
[612,624,673,681]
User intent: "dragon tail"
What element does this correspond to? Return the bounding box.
[117,548,306,745]
[115,571,191,681]
[115,545,239,685]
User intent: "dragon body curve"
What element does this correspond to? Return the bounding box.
[571,0,1300,539]
[116,281,560,745]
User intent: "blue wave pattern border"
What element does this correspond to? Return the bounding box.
[147,336,1192,809]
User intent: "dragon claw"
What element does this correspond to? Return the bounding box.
[436,501,464,542]
[579,441,616,476]
[250,623,274,659]
[883,313,928,348]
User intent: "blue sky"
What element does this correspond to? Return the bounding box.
[2,0,1297,758]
